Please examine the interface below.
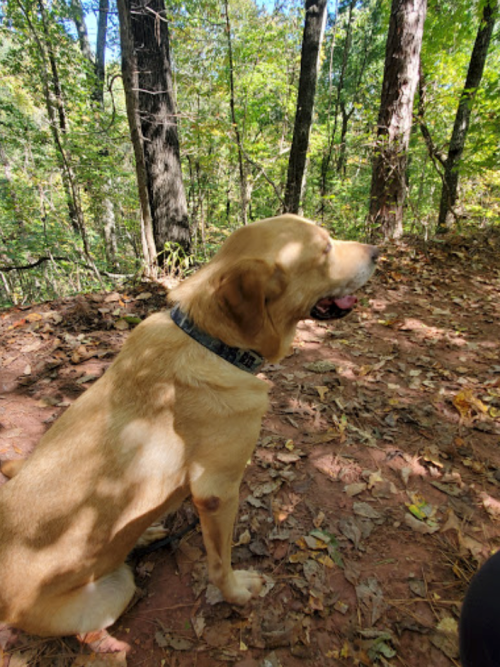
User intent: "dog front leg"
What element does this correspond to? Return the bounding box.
[192,491,262,605]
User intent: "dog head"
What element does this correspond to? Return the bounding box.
[171,214,379,362]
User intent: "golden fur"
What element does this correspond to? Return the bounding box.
[0,214,377,639]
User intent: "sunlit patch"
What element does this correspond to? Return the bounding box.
[278,241,304,266]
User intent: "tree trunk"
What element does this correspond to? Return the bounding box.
[102,195,118,270]
[0,140,25,229]
[336,100,353,177]
[116,0,157,270]
[368,0,427,239]
[28,0,92,262]
[94,0,109,105]
[124,0,191,256]
[320,0,353,202]
[69,0,118,271]
[437,0,498,232]
[224,0,249,226]
[284,0,328,214]
[68,0,94,64]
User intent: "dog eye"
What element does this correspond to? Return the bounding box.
[323,241,332,255]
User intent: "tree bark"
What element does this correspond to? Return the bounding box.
[94,0,109,105]
[437,0,498,232]
[116,0,157,269]
[284,0,328,214]
[124,0,191,256]
[68,0,94,64]
[368,0,427,239]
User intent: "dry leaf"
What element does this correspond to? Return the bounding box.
[71,652,127,666]
[114,319,129,331]
[404,513,439,534]
[344,482,367,497]
[314,385,329,401]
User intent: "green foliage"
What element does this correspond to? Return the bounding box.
[1,0,499,308]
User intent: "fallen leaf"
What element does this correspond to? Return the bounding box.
[314,385,329,401]
[356,577,386,625]
[25,312,42,322]
[191,615,205,639]
[404,513,439,534]
[479,492,500,521]
[344,482,367,497]
[452,389,488,420]
[353,502,383,521]
[304,360,336,373]
[75,374,99,385]
[114,319,129,330]
[155,630,195,651]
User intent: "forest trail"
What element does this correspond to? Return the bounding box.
[1,231,500,667]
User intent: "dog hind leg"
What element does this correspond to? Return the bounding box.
[26,564,136,638]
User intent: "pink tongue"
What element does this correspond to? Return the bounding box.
[334,295,358,309]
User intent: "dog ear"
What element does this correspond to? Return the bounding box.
[216,259,287,340]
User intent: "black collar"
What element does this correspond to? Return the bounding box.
[170,304,265,374]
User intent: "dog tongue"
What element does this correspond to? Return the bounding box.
[333,295,358,310]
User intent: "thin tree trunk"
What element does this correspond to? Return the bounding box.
[284,0,327,214]
[0,140,24,229]
[437,0,497,232]
[19,0,91,259]
[102,195,118,269]
[336,100,353,177]
[70,0,118,271]
[68,0,94,64]
[94,0,109,105]
[224,0,249,226]
[320,0,353,201]
[368,0,427,239]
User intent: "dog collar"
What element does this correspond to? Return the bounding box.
[170,304,265,374]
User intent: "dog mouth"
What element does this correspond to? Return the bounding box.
[310,295,358,320]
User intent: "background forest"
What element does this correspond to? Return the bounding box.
[0,0,499,307]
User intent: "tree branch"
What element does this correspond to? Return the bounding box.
[0,256,134,279]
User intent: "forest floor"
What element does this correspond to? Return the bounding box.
[1,229,500,667]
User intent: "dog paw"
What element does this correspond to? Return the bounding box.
[77,629,130,653]
[0,624,18,650]
[223,570,263,605]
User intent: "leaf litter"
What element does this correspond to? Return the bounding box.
[1,232,500,665]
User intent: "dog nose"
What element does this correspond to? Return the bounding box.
[369,246,380,263]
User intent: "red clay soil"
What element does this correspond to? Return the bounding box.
[1,231,500,667]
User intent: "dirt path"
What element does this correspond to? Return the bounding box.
[1,232,499,666]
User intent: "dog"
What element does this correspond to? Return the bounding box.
[0,214,378,647]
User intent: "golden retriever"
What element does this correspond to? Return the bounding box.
[0,214,378,648]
